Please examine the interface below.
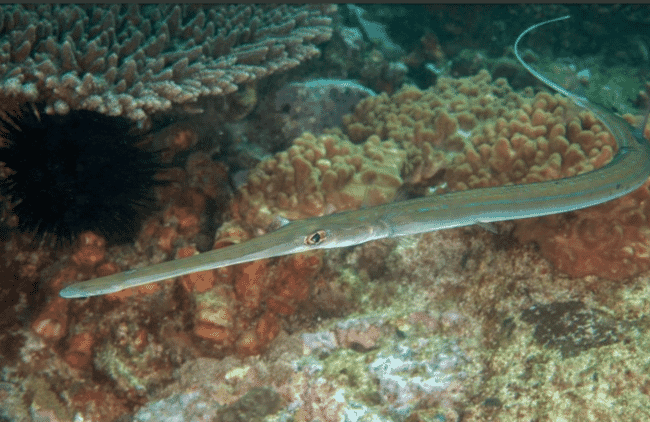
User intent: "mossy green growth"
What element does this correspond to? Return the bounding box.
[25,376,71,421]
[93,322,172,394]
[534,55,644,115]
[95,342,147,393]
[321,348,383,405]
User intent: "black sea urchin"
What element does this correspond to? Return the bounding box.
[0,104,165,245]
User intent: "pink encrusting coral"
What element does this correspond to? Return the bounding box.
[515,179,650,280]
[188,229,323,356]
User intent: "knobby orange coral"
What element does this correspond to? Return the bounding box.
[234,131,406,230]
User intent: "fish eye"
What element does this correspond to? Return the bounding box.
[305,229,327,245]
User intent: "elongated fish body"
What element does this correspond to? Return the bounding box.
[60,16,650,299]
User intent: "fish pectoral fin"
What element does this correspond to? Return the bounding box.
[475,221,499,234]
[267,215,291,232]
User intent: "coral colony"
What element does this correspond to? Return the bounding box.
[0,4,334,127]
[1,4,650,421]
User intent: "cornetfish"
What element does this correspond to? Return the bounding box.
[60,16,650,299]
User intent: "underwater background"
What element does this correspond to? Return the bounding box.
[1,4,650,421]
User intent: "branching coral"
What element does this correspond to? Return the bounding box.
[0,4,335,126]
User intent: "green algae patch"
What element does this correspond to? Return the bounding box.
[321,348,383,404]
